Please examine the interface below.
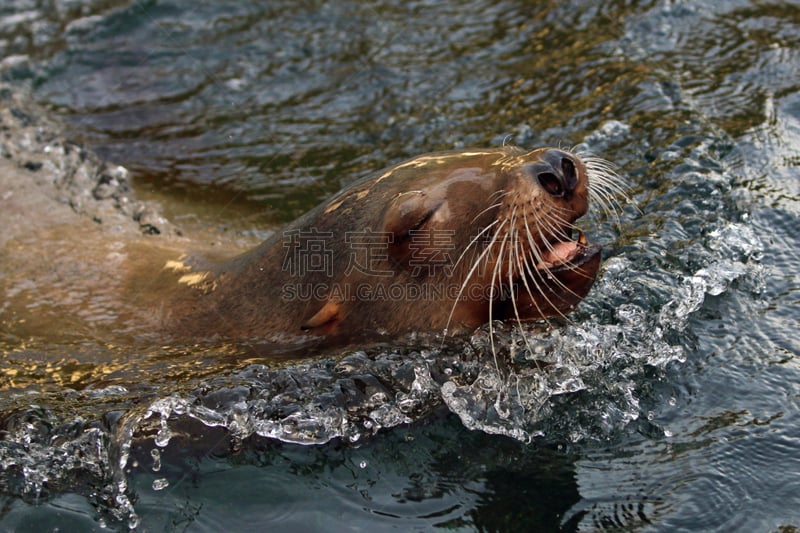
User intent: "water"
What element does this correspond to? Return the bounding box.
[1,0,799,530]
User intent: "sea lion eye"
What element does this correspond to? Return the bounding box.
[413,203,444,230]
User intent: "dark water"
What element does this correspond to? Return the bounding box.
[1,0,799,531]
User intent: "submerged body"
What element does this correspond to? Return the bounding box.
[1,137,616,349]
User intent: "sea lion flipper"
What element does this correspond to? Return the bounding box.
[301,300,341,331]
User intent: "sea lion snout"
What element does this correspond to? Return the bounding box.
[525,149,580,199]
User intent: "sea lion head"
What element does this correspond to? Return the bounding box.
[376,146,611,333]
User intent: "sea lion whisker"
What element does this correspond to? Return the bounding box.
[530,209,566,255]
[521,212,577,319]
[574,149,620,174]
[523,209,591,304]
[513,232,539,306]
[488,189,512,202]
[537,210,582,249]
[536,232,592,299]
[545,201,576,215]
[470,201,505,225]
[508,210,564,362]
[586,167,627,197]
[508,226,546,369]
[488,220,514,371]
[530,246,589,304]
[571,146,620,185]
[534,208,583,251]
[450,219,501,272]
[523,211,555,266]
[587,177,627,219]
[518,255,555,320]
[509,246,540,368]
[443,218,509,338]
[578,150,634,221]
[525,251,575,322]
[483,224,504,369]
[521,212,548,267]
[588,189,617,218]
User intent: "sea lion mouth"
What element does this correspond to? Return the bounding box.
[533,230,601,272]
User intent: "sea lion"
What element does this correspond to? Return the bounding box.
[1,91,620,350]
[146,146,616,347]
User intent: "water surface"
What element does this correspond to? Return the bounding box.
[1,0,799,530]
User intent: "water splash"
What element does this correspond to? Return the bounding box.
[0,49,769,527]
[660,223,764,332]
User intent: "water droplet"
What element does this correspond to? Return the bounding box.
[150,448,161,472]
[155,418,172,447]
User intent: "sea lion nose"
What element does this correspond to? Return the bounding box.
[532,149,579,198]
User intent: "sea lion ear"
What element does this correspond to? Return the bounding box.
[301,300,341,331]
